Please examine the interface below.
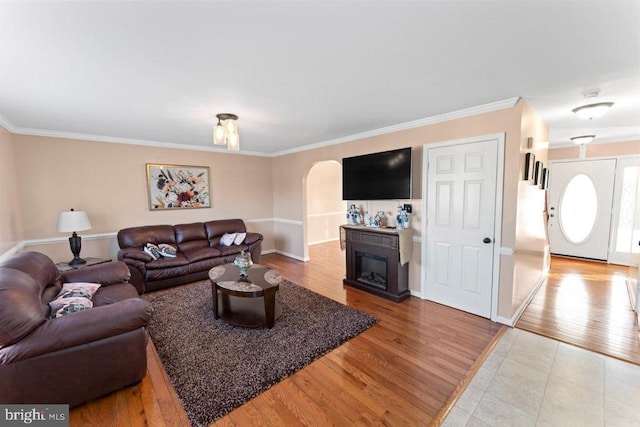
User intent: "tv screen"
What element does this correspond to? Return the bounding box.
[342,147,412,200]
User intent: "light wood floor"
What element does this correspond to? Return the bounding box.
[69,242,504,426]
[516,256,640,365]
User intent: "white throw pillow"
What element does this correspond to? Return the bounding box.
[234,232,246,245]
[220,233,236,246]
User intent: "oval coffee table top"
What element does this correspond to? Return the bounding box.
[209,264,283,293]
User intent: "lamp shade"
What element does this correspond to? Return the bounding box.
[57,210,92,233]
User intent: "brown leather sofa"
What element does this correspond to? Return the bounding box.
[0,251,152,407]
[117,219,263,293]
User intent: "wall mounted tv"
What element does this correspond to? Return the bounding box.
[342,147,412,200]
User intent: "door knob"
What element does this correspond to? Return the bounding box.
[483,237,492,244]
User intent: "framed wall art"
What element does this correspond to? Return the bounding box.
[146,164,211,210]
[523,152,535,181]
[541,167,549,190]
[533,160,542,186]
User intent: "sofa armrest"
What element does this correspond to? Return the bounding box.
[62,261,131,286]
[118,247,153,263]
[0,298,152,364]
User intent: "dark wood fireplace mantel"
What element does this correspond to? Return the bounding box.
[341,225,411,302]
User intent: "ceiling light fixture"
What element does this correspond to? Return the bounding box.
[571,102,614,120]
[213,113,240,151]
[570,135,596,145]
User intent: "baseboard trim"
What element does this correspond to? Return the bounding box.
[497,267,549,326]
[266,249,309,262]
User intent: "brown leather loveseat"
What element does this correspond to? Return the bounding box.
[0,251,152,407]
[117,219,263,293]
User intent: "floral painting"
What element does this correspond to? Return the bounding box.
[146,164,211,210]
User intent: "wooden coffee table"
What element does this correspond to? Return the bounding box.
[208,263,283,328]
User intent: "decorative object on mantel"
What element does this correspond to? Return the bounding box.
[146,163,211,210]
[346,204,362,225]
[213,113,240,151]
[396,205,410,230]
[57,209,92,266]
[365,210,386,227]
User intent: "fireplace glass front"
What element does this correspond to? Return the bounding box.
[355,251,387,290]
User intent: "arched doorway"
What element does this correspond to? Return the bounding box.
[303,160,345,260]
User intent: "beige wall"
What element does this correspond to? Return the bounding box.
[5,99,550,323]
[507,100,549,316]
[306,160,345,246]
[272,99,548,321]
[12,135,274,261]
[0,126,23,257]
[549,139,640,160]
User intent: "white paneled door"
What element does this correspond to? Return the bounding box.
[425,138,498,318]
[548,159,616,261]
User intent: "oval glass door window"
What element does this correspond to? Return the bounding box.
[559,174,598,244]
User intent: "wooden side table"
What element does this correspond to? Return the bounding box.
[56,257,111,272]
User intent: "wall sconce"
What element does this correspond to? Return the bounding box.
[57,209,92,265]
[213,113,240,151]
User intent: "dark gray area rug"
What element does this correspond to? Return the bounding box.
[144,279,377,426]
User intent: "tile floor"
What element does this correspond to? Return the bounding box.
[442,328,640,426]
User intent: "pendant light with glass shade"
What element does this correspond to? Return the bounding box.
[213,113,240,151]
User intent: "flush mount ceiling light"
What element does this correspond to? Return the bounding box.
[213,113,239,151]
[570,135,596,145]
[572,102,614,120]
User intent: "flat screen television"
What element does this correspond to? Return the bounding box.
[342,147,412,200]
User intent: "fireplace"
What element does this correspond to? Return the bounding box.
[356,251,387,290]
[343,226,410,302]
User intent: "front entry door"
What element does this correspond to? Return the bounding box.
[548,159,616,261]
[425,137,498,318]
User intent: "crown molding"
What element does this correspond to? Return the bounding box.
[5,122,270,157]
[1,97,520,158]
[271,97,521,156]
[549,134,640,149]
[0,113,17,133]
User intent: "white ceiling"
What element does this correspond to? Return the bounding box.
[1,1,638,155]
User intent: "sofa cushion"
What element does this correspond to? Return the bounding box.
[175,222,207,243]
[182,247,222,263]
[49,296,93,318]
[117,225,176,248]
[204,219,246,240]
[145,254,189,270]
[216,244,247,257]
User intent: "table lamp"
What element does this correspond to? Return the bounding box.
[57,209,92,265]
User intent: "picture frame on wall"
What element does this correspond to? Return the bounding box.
[523,152,535,181]
[541,167,549,190]
[533,160,542,186]
[146,163,211,210]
